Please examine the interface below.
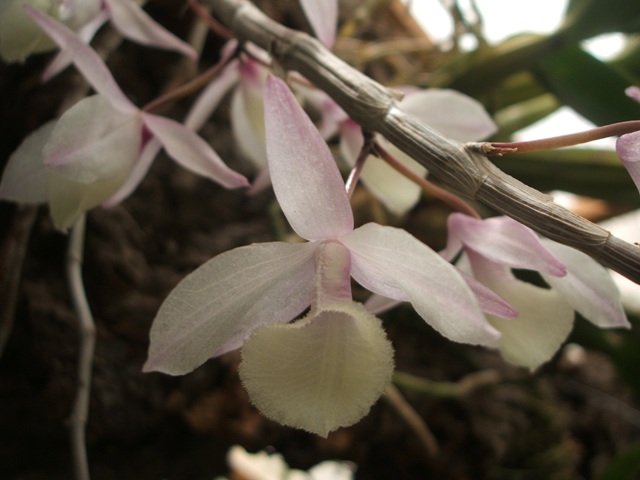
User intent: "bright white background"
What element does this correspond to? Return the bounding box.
[402,0,625,147]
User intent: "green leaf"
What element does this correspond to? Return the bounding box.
[562,0,640,41]
[490,149,640,205]
[534,45,640,126]
[596,444,640,480]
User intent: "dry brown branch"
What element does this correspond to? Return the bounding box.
[210,0,640,285]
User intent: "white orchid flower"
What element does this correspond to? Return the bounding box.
[0,0,196,65]
[145,76,502,436]
[443,213,630,369]
[0,8,248,230]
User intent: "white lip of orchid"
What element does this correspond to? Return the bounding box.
[239,300,394,437]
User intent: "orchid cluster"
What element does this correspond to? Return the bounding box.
[0,0,196,66]
[0,0,635,440]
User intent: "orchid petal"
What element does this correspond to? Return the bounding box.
[104,0,197,59]
[340,121,424,216]
[540,239,630,329]
[24,5,135,113]
[626,86,640,103]
[300,86,348,140]
[401,89,497,141]
[0,0,56,62]
[142,113,249,189]
[366,141,425,216]
[0,120,55,203]
[364,294,401,316]
[487,279,574,370]
[247,169,272,195]
[239,302,393,436]
[42,8,109,81]
[184,58,240,131]
[460,271,517,318]
[44,95,142,183]
[230,69,268,170]
[265,75,353,240]
[446,214,567,276]
[103,137,162,207]
[58,0,102,30]
[340,122,425,216]
[144,241,318,375]
[299,0,338,48]
[48,166,130,230]
[341,223,500,345]
[616,131,640,194]
[599,209,640,315]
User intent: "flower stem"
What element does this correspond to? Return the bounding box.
[66,215,96,480]
[393,370,501,398]
[345,133,375,198]
[142,47,238,114]
[187,0,233,40]
[373,142,481,218]
[467,120,640,156]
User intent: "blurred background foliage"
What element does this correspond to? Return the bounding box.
[338,0,640,476]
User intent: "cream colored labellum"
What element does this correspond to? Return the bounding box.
[239,301,394,437]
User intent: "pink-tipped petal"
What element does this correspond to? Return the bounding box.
[41,9,109,81]
[460,271,518,319]
[299,0,337,48]
[264,75,353,240]
[625,86,640,103]
[401,89,497,141]
[0,120,55,203]
[144,241,318,375]
[247,169,272,195]
[104,0,197,59]
[447,214,567,277]
[25,5,135,113]
[616,131,640,194]
[540,239,630,329]
[142,113,249,189]
[341,223,500,346]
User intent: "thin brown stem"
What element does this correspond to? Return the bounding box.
[384,384,440,458]
[345,134,375,198]
[469,120,640,156]
[142,59,233,114]
[188,0,233,39]
[373,142,480,218]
